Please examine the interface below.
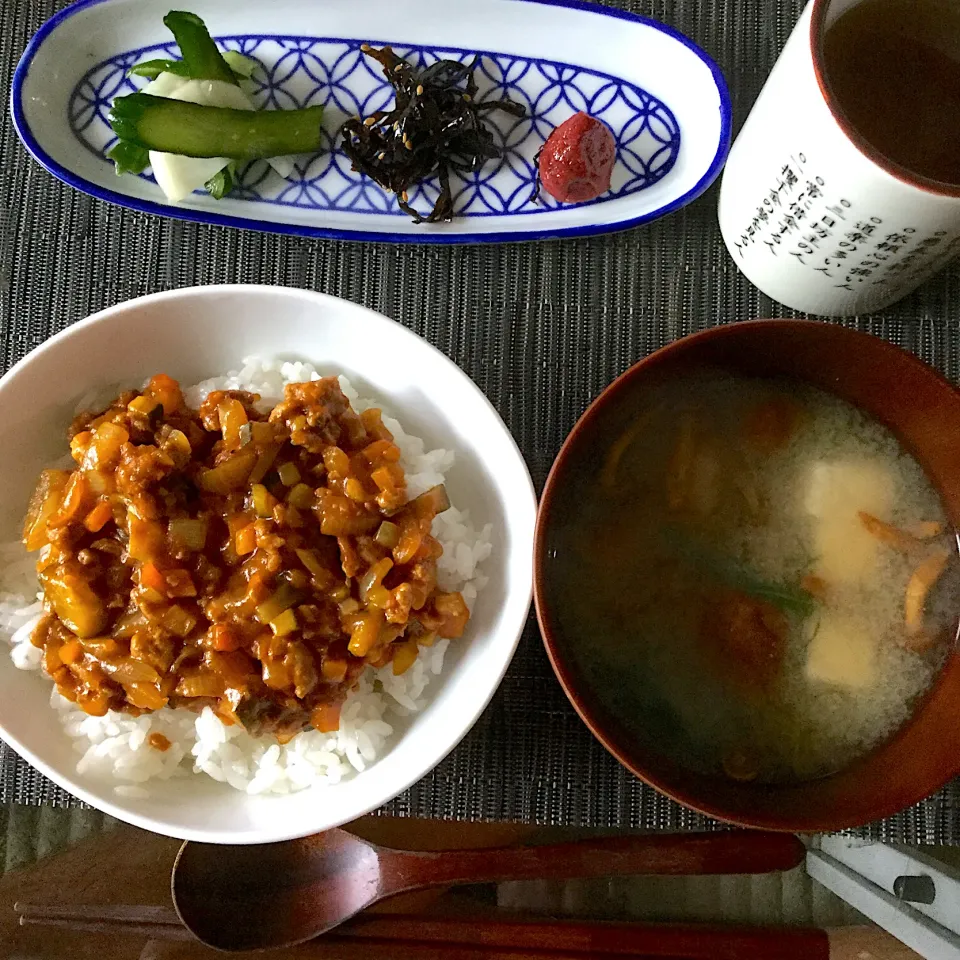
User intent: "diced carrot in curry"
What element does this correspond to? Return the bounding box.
[144,373,184,416]
[207,623,241,653]
[139,562,167,596]
[83,500,114,533]
[59,640,84,666]
[310,702,342,733]
[234,523,257,557]
[148,732,172,752]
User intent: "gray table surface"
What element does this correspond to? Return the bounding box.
[1,0,958,843]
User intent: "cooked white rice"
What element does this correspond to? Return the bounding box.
[0,358,492,798]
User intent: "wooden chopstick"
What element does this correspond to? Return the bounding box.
[19,915,190,941]
[16,905,830,959]
[16,903,179,925]
[354,916,828,959]
[144,940,716,960]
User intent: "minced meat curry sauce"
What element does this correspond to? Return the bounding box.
[22,374,469,740]
[545,372,958,784]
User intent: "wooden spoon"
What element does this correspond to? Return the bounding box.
[172,827,805,951]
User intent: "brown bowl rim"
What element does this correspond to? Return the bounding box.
[533,318,960,832]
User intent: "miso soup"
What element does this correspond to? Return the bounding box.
[545,372,960,783]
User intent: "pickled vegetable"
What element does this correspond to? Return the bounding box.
[340,46,525,224]
[537,112,616,203]
[110,94,325,161]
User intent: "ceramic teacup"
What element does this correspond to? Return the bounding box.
[718,0,960,316]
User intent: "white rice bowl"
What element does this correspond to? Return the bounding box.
[3,359,493,799]
[0,287,535,842]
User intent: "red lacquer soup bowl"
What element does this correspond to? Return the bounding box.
[535,320,960,831]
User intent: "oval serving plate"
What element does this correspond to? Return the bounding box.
[12,0,731,244]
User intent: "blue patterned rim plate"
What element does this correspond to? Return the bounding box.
[11,0,732,244]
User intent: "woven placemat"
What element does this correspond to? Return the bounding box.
[1,0,958,843]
